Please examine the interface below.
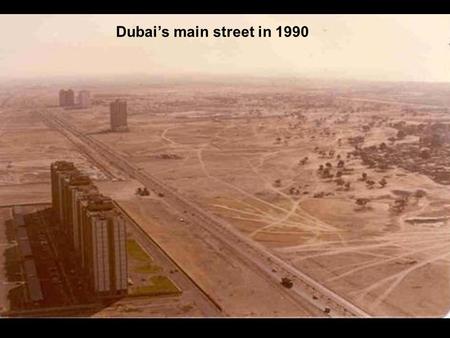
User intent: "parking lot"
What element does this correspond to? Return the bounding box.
[25,207,98,308]
[2,205,101,314]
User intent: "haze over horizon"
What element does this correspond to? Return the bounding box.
[0,14,449,83]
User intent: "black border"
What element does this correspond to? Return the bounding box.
[1,0,450,14]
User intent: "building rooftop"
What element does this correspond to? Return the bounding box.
[67,172,92,186]
[52,161,76,172]
[86,194,114,211]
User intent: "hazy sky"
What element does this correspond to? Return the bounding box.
[0,14,449,82]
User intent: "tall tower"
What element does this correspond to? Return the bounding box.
[50,161,76,221]
[59,89,67,107]
[110,99,128,132]
[59,89,75,107]
[66,89,75,106]
[78,90,91,108]
[81,194,128,296]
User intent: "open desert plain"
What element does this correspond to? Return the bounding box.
[1,78,450,317]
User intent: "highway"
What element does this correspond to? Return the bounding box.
[39,111,370,317]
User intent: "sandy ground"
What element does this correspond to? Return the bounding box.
[57,83,450,317]
[2,82,450,316]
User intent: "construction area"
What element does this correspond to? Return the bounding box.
[1,80,450,317]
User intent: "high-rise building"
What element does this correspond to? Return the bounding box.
[110,99,128,132]
[50,161,128,297]
[51,161,76,222]
[59,90,66,106]
[62,172,96,244]
[59,89,75,107]
[66,89,75,106]
[77,90,91,108]
[80,194,128,296]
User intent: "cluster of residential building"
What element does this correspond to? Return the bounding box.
[50,161,128,298]
[59,89,91,108]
